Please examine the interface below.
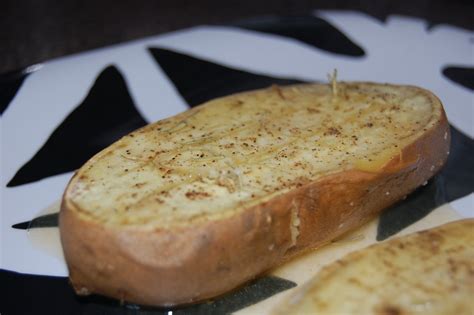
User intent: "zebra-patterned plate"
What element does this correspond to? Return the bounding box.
[1,10,473,315]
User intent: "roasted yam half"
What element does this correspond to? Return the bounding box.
[60,82,450,306]
[273,219,474,315]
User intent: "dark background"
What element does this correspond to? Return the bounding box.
[2,0,473,74]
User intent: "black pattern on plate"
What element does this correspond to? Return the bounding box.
[7,65,148,187]
[0,68,30,115]
[377,126,474,241]
[148,47,307,107]
[0,269,295,315]
[234,15,365,57]
[442,66,474,90]
[12,213,59,230]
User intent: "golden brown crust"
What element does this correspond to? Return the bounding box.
[59,83,450,306]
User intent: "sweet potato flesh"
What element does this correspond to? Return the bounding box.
[67,83,441,227]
